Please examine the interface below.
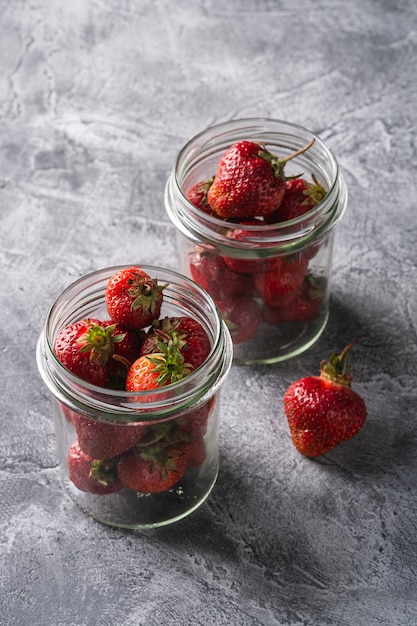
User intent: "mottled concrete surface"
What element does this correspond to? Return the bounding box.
[1,1,417,625]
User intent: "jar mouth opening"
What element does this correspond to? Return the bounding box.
[37,265,232,422]
[169,117,346,253]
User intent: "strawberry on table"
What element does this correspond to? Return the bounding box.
[141,316,211,371]
[207,139,315,219]
[283,342,368,457]
[117,443,187,493]
[67,440,123,495]
[54,318,126,387]
[105,266,166,329]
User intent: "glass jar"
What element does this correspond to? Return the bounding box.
[165,118,347,364]
[36,265,233,529]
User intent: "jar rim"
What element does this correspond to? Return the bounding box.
[167,117,347,255]
[37,264,233,423]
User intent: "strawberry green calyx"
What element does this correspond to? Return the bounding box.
[319,341,356,387]
[89,458,119,486]
[259,138,315,180]
[77,323,125,365]
[127,274,167,314]
[303,174,326,205]
[148,341,193,385]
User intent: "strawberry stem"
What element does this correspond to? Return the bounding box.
[320,341,357,387]
[260,138,315,180]
[282,138,315,164]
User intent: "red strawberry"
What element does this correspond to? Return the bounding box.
[207,139,315,219]
[283,342,367,457]
[179,399,213,438]
[183,436,207,468]
[189,249,252,301]
[266,175,326,223]
[103,321,145,389]
[126,347,191,392]
[117,443,187,493]
[185,178,215,215]
[72,413,145,460]
[223,220,277,274]
[105,266,166,329]
[253,254,308,306]
[54,318,126,387]
[217,296,260,344]
[67,440,123,494]
[141,316,211,371]
[262,276,325,324]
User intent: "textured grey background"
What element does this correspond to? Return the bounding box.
[1,1,417,625]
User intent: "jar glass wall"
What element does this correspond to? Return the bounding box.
[37,265,233,529]
[165,118,347,364]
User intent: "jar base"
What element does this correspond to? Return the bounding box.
[63,466,219,529]
[231,311,329,365]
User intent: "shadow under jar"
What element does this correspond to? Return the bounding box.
[36,265,233,529]
[165,118,348,364]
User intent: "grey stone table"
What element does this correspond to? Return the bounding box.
[1,1,417,625]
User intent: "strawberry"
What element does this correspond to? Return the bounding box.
[141,316,211,371]
[266,175,326,223]
[262,275,325,324]
[103,321,145,389]
[125,346,191,392]
[207,139,314,219]
[217,296,260,344]
[253,254,308,306]
[185,178,215,215]
[67,440,123,494]
[178,399,213,438]
[105,266,166,330]
[189,249,252,301]
[117,443,187,493]
[223,220,278,274]
[283,342,367,457]
[183,436,207,468]
[73,413,146,460]
[54,318,126,387]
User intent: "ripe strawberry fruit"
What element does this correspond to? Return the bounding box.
[54,318,126,387]
[105,266,165,329]
[117,443,187,493]
[141,316,211,371]
[103,321,145,389]
[207,139,314,219]
[126,346,191,392]
[73,413,146,460]
[283,342,367,457]
[217,296,261,344]
[253,254,308,306]
[67,440,123,494]
[189,249,252,301]
[266,175,326,223]
[262,275,325,324]
[185,178,215,216]
[223,220,278,274]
